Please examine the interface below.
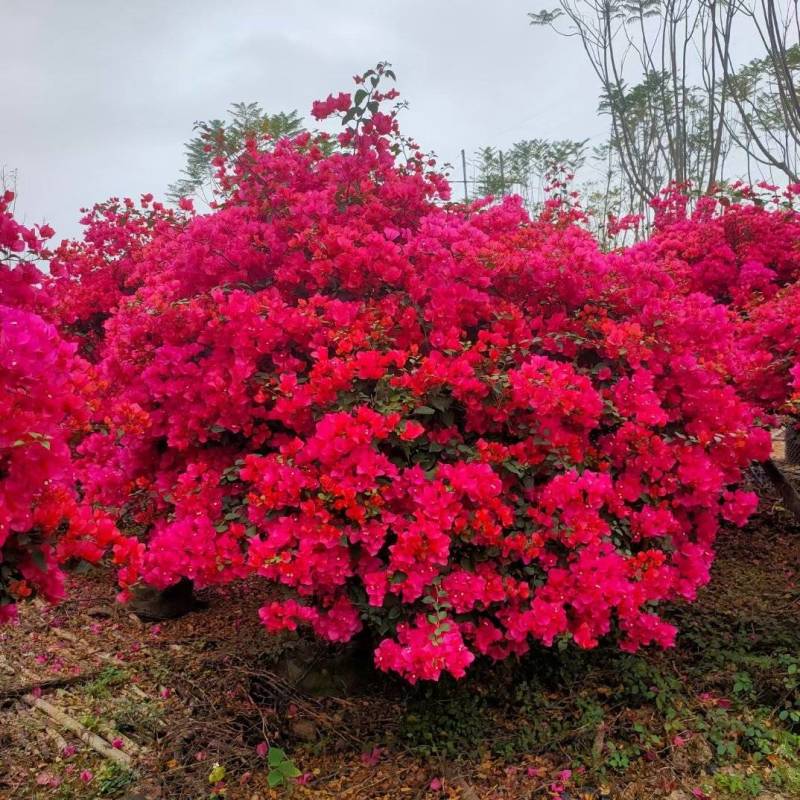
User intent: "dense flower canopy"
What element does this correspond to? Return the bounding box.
[0,191,116,621]
[3,67,800,681]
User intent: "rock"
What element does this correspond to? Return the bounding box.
[86,605,114,618]
[289,718,317,742]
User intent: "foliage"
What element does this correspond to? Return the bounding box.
[94,763,136,797]
[387,526,800,786]
[471,138,588,206]
[530,1,800,225]
[167,102,305,203]
[5,67,800,689]
[0,191,118,620]
[266,746,301,788]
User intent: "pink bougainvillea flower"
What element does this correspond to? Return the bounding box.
[4,66,800,689]
[360,746,384,766]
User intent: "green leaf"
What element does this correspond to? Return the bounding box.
[268,747,286,767]
[72,560,93,575]
[503,459,525,477]
[279,762,301,778]
[268,771,285,788]
[354,89,368,106]
[412,406,435,415]
[31,549,47,572]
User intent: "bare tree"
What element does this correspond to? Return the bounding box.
[531,2,730,217]
[713,0,800,182]
[530,1,799,220]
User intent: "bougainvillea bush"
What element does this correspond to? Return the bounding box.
[0,192,117,621]
[643,181,800,413]
[7,66,800,682]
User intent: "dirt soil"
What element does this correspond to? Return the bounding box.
[1,476,799,800]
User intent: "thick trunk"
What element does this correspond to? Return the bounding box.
[761,459,800,523]
[129,577,205,620]
[786,421,800,465]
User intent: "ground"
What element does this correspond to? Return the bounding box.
[1,481,799,800]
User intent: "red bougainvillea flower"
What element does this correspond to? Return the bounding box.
[9,65,799,684]
[0,192,121,619]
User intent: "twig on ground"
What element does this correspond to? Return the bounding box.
[449,774,482,800]
[21,694,133,768]
[45,726,69,752]
[0,672,101,702]
[50,628,130,666]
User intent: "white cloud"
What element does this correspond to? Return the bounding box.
[1,0,605,238]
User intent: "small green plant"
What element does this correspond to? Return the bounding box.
[95,762,136,797]
[399,685,489,757]
[732,671,754,699]
[712,770,763,798]
[771,762,800,795]
[267,747,301,789]
[113,697,163,737]
[777,654,800,729]
[604,740,636,772]
[79,713,101,732]
[85,666,129,699]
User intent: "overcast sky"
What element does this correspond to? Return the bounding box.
[2,1,607,239]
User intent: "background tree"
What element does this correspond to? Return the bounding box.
[168,102,305,204]
[529,1,799,221]
[472,138,588,207]
[715,1,800,183]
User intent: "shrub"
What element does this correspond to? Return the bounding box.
[43,66,789,682]
[0,192,116,620]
